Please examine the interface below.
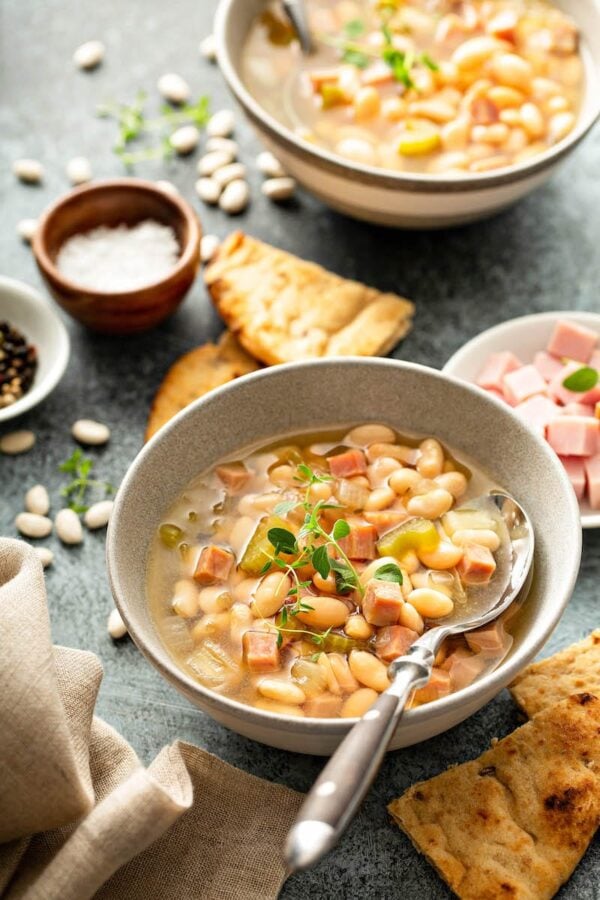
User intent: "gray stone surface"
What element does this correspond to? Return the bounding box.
[1,0,599,896]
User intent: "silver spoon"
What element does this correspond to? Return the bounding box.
[285,489,534,872]
[282,0,314,54]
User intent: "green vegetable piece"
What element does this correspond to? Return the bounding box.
[159,523,184,549]
[240,516,293,575]
[562,366,599,393]
[322,631,360,654]
[377,517,440,559]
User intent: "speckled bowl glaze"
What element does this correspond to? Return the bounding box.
[107,359,581,754]
[215,0,600,228]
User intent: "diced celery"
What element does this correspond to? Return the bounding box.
[240,515,293,575]
[291,658,328,697]
[187,640,238,690]
[159,522,184,549]
[377,517,440,558]
[397,127,440,157]
[322,632,360,655]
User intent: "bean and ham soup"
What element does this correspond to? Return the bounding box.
[148,425,514,719]
[242,0,583,175]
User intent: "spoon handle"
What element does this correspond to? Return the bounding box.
[285,646,434,873]
[282,0,314,54]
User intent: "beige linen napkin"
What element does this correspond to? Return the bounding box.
[0,539,302,900]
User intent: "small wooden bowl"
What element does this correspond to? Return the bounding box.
[33,179,201,334]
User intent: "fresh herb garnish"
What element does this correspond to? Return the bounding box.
[562,366,599,393]
[374,562,404,584]
[343,18,366,38]
[58,449,114,513]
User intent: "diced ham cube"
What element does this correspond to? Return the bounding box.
[477,351,522,392]
[547,416,599,457]
[363,509,409,534]
[560,456,586,500]
[242,631,280,674]
[561,402,595,417]
[215,462,251,493]
[547,361,600,406]
[547,319,598,364]
[413,668,451,705]
[328,448,367,478]
[375,625,418,662]
[584,454,600,509]
[589,349,600,371]
[303,693,343,718]
[447,652,486,690]
[338,523,377,560]
[457,543,497,585]
[362,579,404,626]
[193,544,234,585]
[502,364,547,406]
[465,620,507,657]
[534,350,564,383]
[513,395,559,435]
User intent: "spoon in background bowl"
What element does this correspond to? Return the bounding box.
[282,0,314,54]
[285,489,534,872]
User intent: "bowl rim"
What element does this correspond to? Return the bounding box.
[107,356,582,734]
[214,0,600,194]
[0,275,70,423]
[442,309,600,529]
[32,177,201,300]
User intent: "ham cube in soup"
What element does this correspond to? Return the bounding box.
[413,668,450,705]
[547,416,599,457]
[561,402,595,417]
[584,455,600,509]
[546,319,598,363]
[328,448,367,478]
[363,580,404,626]
[215,462,251,493]
[243,631,280,674]
[502,364,547,406]
[549,362,600,407]
[476,351,522,392]
[457,543,497,585]
[194,545,234,585]
[338,523,378,560]
[534,350,564,383]
[560,456,586,500]
[514,395,559,434]
[465,620,507,657]
[445,651,485,691]
[375,625,418,662]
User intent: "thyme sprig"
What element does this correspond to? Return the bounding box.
[58,449,114,514]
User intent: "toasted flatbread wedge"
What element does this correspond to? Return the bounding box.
[204,231,414,365]
[389,693,600,900]
[510,630,600,719]
[145,332,260,441]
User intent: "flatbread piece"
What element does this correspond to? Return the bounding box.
[510,630,600,718]
[145,332,260,441]
[204,231,414,365]
[389,693,600,900]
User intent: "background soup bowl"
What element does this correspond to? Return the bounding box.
[215,0,600,229]
[107,358,581,755]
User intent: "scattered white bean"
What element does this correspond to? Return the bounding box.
[0,430,36,454]
[55,508,83,545]
[157,72,191,104]
[256,150,286,178]
[66,156,92,185]
[72,418,110,445]
[17,218,38,243]
[108,607,128,639]
[73,40,105,70]
[218,179,250,215]
[195,177,221,205]
[15,512,52,538]
[34,546,54,568]
[200,234,220,263]
[84,499,113,529]
[13,159,44,184]
[207,109,235,138]
[261,176,296,201]
[199,34,217,62]
[156,179,179,195]
[213,162,247,188]
[198,149,235,176]
[169,125,200,155]
[25,484,50,516]
[206,137,239,156]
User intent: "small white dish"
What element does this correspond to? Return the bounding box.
[0,276,70,423]
[443,310,600,529]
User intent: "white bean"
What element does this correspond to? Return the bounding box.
[218,179,250,215]
[157,72,191,105]
[389,467,422,495]
[348,650,390,692]
[296,596,350,630]
[251,572,291,618]
[261,177,296,201]
[73,40,105,70]
[72,418,110,445]
[199,34,217,62]
[346,424,396,446]
[107,607,128,639]
[408,588,454,618]
[206,137,239,156]
[398,601,424,633]
[200,234,220,263]
[55,508,83,545]
[364,486,396,511]
[548,112,575,143]
[16,512,52,538]
[195,177,221,205]
[13,159,44,184]
[207,109,235,138]
[417,438,444,478]
[341,688,378,717]
[520,102,545,138]
[198,149,235,176]
[84,500,113,529]
[213,163,247,188]
[66,156,92,185]
[25,484,49,516]
[452,528,500,550]
[490,54,533,90]
[257,678,306,705]
[17,218,38,243]
[417,541,464,570]
[169,125,200,155]
[230,603,254,644]
[406,488,453,520]
[434,471,467,498]
[344,614,374,640]
[254,698,304,717]
[192,612,231,641]
[1,430,36,454]
[172,579,200,618]
[34,546,54,568]
[452,36,504,70]
[256,150,286,178]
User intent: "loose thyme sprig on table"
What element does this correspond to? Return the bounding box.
[59,448,114,513]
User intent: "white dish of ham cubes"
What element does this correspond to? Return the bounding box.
[443,311,600,527]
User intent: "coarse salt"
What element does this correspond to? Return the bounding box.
[55,220,180,292]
